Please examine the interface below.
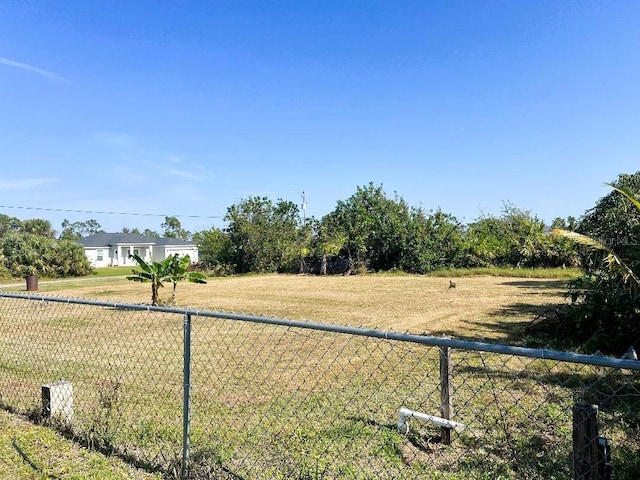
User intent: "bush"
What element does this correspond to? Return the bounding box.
[534,174,640,355]
[531,272,640,354]
[0,232,93,278]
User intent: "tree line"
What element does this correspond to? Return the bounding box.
[0,183,585,279]
[0,217,92,278]
[2,172,638,282]
[0,215,194,278]
[195,183,581,275]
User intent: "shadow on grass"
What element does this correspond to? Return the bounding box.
[349,416,445,458]
[0,402,168,479]
[472,278,570,346]
[429,304,564,347]
[499,279,568,290]
[428,280,572,346]
[455,360,640,417]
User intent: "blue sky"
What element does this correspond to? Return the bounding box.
[1,1,639,234]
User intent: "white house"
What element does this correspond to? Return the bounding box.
[79,233,199,268]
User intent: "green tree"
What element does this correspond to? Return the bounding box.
[463,203,577,268]
[0,214,22,237]
[309,220,347,275]
[402,208,465,273]
[545,178,640,354]
[127,253,206,306]
[551,216,578,231]
[0,232,53,277]
[578,172,640,247]
[192,228,233,271]
[322,183,413,272]
[164,254,207,305]
[51,239,93,276]
[60,219,102,241]
[0,232,92,277]
[225,197,302,273]
[161,216,190,240]
[21,218,55,238]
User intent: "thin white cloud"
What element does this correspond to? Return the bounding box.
[97,133,139,147]
[0,57,72,85]
[0,178,56,190]
[165,167,203,182]
[157,157,210,182]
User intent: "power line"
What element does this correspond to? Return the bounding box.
[0,205,223,219]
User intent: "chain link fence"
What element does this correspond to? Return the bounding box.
[0,292,639,479]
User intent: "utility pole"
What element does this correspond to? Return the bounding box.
[299,191,308,275]
[301,191,307,226]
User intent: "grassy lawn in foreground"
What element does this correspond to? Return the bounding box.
[8,271,633,480]
[0,409,160,479]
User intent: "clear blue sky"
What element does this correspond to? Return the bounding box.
[1,1,639,234]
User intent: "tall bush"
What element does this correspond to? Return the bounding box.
[225,197,303,273]
[0,232,92,277]
[546,177,640,354]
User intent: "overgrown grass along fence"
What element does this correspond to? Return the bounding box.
[0,292,638,479]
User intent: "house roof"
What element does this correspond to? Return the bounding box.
[78,233,196,247]
[78,232,157,247]
[154,237,196,246]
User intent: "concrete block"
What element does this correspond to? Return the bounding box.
[42,381,73,422]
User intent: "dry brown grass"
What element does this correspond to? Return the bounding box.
[2,274,638,479]
[41,273,568,341]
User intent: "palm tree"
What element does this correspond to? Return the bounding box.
[552,184,640,289]
[548,183,640,353]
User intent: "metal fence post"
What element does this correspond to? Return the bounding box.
[439,345,453,445]
[182,313,192,480]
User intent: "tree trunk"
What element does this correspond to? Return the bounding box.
[152,282,159,306]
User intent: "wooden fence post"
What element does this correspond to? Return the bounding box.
[573,403,600,480]
[439,345,453,445]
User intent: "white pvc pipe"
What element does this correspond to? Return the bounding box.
[397,407,465,434]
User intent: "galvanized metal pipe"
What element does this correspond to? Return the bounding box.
[182,313,192,480]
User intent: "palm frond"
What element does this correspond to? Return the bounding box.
[552,228,640,288]
[606,183,640,212]
[551,229,608,251]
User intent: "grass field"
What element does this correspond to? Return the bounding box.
[1,273,638,479]
[0,409,160,479]
[20,272,571,342]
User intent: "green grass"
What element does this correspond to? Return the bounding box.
[92,267,135,278]
[426,266,582,279]
[0,409,160,479]
[0,267,131,286]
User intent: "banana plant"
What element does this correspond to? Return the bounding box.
[164,254,207,305]
[127,253,206,306]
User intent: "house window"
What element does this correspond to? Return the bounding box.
[97,249,104,262]
[134,248,140,257]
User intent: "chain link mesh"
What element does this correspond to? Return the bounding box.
[1,294,638,479]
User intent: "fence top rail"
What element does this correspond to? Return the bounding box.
[1,291,639,371]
